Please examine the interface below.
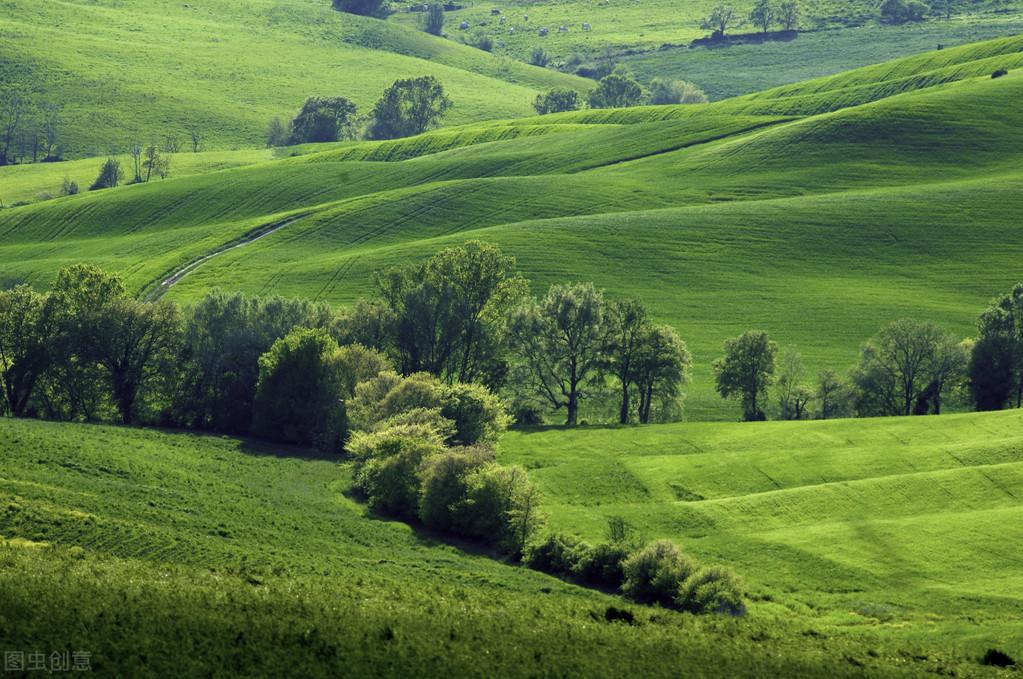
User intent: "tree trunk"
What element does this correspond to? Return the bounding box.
[566,392,578,426]
[618,380,630,424]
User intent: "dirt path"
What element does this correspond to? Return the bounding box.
[145,212,310,300]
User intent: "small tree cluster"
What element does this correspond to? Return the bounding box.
[332,0,387,17]
[699,0,800,38]
[0,93,64,166]
[533,88,581,115]
[880,0,930,23]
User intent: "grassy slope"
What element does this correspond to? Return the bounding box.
[2,37,1023,419]
[0,416,980,677]
[500,409,1023,659]
[0,0,588,156]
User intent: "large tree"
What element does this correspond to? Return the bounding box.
[507,283,606,426]
[969,283,1023,410]
[631,325,692,424]
[713,330,777,421]
[700,4,740,38]
[0,285,52,415]
[587,72,643,109]
[367,76,452,140]
[776,345,810,420]
[1,91,27,166]
[852,319,964,417]
[288,96,359,144]
[603,299,649,424]
[749,0,773,33]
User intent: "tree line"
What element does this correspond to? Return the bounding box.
[0,94,63,166]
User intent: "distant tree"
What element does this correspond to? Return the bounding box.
[265,117,288,148]
[332,0,387,17]
[776,345,809,420]
[375,241,526,384]
[188,125,203,153]
[1,91,27,166]
[852,319,964,417]
[750,0,774,33]
[253,328,348,452]
[880,0,927,23]
[905,0,930,20]
[533,88,581,115]
[143,145,169,181]
[530,47,550,67]
[969,284,1023,410]
[603,300,649,424]
[128,141,144,183]
[60,176,79,196]
[631,325,692,424]
[163,135,182,154]
[713,330,777,421]
[648,78,708,105]
[41,102,62,161]
[816,369,852,419]
[507,282,606,426]
[0,285,51,416]
[700,4,741,38]
[778,0,800,29]
[89,158,122,191]
[423,3,445,35]
[587,71,644,109]
[288,96,359,144]
[367,76,452,140]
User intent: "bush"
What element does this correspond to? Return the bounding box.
[462,464,543,555]
[288,96,359,144]
[676,566,746,616]
[351,430,445,517]
[441,382,508,445]
[349,371,444,431]
[422,3,444,35]
[332,0,387,17]
[621,539,698,607]
[587,71,644,109]
[60,176,79,196]
[336,344,391,398]
[252,328,347,452]
[992,68,1009,79]
[648,78,708,105]
[573,542,630,589]
[526,533,586,576]
[471,33,494,51]
[419,446,497,532]
[90,158,122,191]
[533,88,580,115]
[530,47,550,67]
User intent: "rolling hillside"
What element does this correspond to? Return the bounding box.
[2,35,1022,419]
[1,413,1020,675]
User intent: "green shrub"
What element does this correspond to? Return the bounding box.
[351,431,444,517]
[252,328,347,452]
[533,88,580,115]
[462,464,543,555]
[441,382,509,445]
[418,446,495,532]
[526,533,586,576]
[621,539,698,607]
[992,68,1009,79]
[676,566,746,616]
[89,158,121,191]
[573,542,630,589]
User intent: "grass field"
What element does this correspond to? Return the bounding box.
[1,413,1020,675]
[4,35,1023,419]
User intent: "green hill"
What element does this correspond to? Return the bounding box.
[3,36,1022,419]
[1,412,1019,675]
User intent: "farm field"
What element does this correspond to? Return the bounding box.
[3,35,1023,418]
[1,413,1020,676]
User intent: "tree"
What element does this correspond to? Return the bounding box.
[587,71,644,109]
[1,91,27,166]
[507,283,606,426]
[330,298,396,353]
[89,158,122,191]
[880,0,927,23]
[188,126,203,153]
[143,145,169,182]
[0,285,51,416]
[422,3,445,35]
[713,330,777,421]
[332,0,387,17]
[265,117,288,148]
[700,4,740,38]
[530,47,550,67]
[852,319,964,417]
[128,141,144,183]
[750,0,773,33]
[252,328,348,452]
[969,284,1023,410]
[816,369,852,419]
[778,0,800,30]
[375,241,526,385]
[631,325,692,424]
[776,345,809,420]
[533,89,581,115]
[648,78,708,105]
[367,76,452,140]
[41,102,62,160]
[603,300,649,424]
[288,96,359,144]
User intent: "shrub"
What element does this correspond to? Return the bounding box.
[336,344,391,398]
[441,382,508,445]
[677,566,746,616]
[418,445,495,532]
[533,88,580,115]
[992,68,1008,79]
[573,542,630,589]
[587,71,644,109]
[332,0,387,17]
[462,464,543,555]
[60,176,79,196]
[648,78,708,105]
[252,328,347,452]
[351,430,444,517]
[530,47,550,67]
[348,371,444,431]
[90,158,122,191]
[980,648,1015,667]
[471,33,494,51]
[621,539,698,607]
[422,3,444,35]
[288,96,359,144]
[526,533,587,576]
